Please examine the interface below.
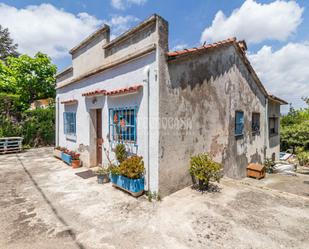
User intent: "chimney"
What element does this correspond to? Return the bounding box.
[238,40,247,53]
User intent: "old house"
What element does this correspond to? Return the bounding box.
[55,14,287,196]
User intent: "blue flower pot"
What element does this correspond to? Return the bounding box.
[110,173,144,197]
[61,152,72,165]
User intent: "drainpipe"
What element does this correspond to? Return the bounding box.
[56,97,60,146]
[264,97,268,161]
[143,65,150,191]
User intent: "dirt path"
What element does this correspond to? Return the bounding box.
[1,148,309,249]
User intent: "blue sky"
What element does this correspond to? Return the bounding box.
[0,0,308,111]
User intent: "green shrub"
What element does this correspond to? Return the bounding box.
[297,151,309,166]
[114,143,128,163]
[111,155,144,179]
[264,158,276,173]
[21,107,55,146]
[189,153,222,190]
[0,116,22,137]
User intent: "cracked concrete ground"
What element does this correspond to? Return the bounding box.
[1,147,309,249]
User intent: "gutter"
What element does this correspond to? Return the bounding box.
[143,65,150,191]
[56,97,60,146]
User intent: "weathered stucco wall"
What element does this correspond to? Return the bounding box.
[158,45,268,196]
[72,31,109,78]
[266,100,281,161]
[57,52,159,191]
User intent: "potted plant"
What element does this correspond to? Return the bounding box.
[53,146,62,159]
[189,153,222,191]
[264,158,276,173]
[110,155,145,197]
[114,143,128,163]
[97,165,111,184]
[61,148,72,165]
[70,151,81,168]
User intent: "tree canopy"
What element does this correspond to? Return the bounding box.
[0,52,56,110]
[281,99,309,152]
[0,25,18,61]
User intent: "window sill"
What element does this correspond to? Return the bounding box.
[66,134,77,142]
[110,140,137,146]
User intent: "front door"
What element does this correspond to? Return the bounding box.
[96,109,103,165]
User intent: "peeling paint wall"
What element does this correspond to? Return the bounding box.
[158,45,269,196]
[266,100,281,161]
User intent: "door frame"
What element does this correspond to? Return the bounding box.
[96,108,103,166]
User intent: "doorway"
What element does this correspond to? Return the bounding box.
[96,109,103,166]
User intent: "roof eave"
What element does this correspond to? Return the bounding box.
[268,95,288,105]
[56,66,73,78]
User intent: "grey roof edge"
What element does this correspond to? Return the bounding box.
[56,66,73,78]
[69,24,110,54]
[102,14,163,50]
[268,95,288,105]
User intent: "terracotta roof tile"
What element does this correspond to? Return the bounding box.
[82,89,106,97]
[167,37,237,58]
[60,99,78,104]
[82,84,142,97]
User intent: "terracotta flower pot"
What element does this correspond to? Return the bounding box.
[71,159,81,168]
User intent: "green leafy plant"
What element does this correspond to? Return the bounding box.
[264,158,276,173]
[21,107,55,146]
[114,143,128,163]
[111,155,144,179]
[146,191,161,202]
[110,164,120,175]
[97,165,110,176]
[297,151,309,166]
[189,153,222,190]
[0,52,56,148]
[281,100,309,152]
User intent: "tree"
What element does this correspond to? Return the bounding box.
[281,98,309,152]
[0,25,18,61]
[5,52,57,109]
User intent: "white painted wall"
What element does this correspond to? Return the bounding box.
[56,52,159,192]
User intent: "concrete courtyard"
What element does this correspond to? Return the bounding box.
[0,147,309,249]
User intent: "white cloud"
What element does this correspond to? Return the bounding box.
[111,0,125,10]
[111,0,147,10]
[0,3,103,59]
[249,42,309,109]
[201,0,303,44]
[171,43,188,51]
[104,15,139,37]
[0,3,139,59]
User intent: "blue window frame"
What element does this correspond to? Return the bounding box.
[235,111,244,136]
[63,112,76,135]
[109,107,137,143]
